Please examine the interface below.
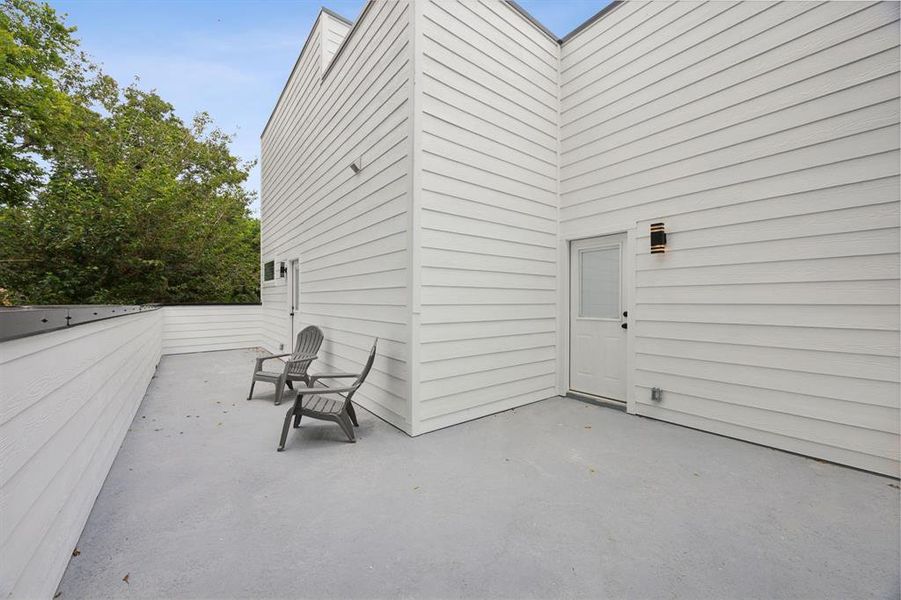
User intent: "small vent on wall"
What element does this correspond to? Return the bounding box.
[651,387,663,402]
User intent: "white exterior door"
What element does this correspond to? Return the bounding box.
[287,259,300,350]
[569,234,627,401]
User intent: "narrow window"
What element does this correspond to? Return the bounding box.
[263,260,275,282]
[579,246,620,319]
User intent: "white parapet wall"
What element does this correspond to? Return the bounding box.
[0,304,264,599]
[161,305,263,355]
[0,309,163,599]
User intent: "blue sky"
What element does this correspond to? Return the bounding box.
[49,0,612,215]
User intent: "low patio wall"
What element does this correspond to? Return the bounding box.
[0,309,163,599]
[0,303,265,599]
[161,304,263,355]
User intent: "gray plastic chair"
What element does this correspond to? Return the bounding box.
[278,338,378,451]
[248,325,324,405]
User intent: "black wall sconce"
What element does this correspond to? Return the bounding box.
[650,222,666,254]
[279,262,288,278]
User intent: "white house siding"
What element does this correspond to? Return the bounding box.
[321,11,351,73]
[0,310,162,599]
[559,1,901,476]
[414,0,560,433]
[162,305,262,355]
[260,2,412,431]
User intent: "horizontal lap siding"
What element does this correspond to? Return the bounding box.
[261,2,412,431]
[0,311,163,599]
[322,14,350,71]
[560,1,901,475]
[162,306,262,355]
[416,0,559,432]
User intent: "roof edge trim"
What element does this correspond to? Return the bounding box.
[503,0,625,45]
[560,1,623,44]
[321,6,353,26]
[503,0,560,43]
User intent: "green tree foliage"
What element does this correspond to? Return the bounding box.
[0,0,260,304]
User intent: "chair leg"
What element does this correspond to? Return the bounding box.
[346,402,359,427]
[293,410,302,428]
[274,377,285,406]
[278,406,295,451]
[336,412,356,443]
[247,379,255,401]
[286,380,294,390]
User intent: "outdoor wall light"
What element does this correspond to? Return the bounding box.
[650,222,666,254]
[279,262,288,278]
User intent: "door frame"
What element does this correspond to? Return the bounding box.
[569,234,627,402]
[558,226,637,414]
[287,258,300,350]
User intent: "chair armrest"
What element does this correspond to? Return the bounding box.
[308,372,359,383]
[257,353,292,365]
[296,386,356,395]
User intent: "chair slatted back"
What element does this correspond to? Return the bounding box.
[345,339,378,404]
[288,326,323,377]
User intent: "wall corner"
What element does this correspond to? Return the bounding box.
[405,0,425,435]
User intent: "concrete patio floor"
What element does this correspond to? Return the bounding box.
[58,349,899,599]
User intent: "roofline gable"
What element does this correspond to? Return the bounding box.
[260,5,355,139]
[261,0,625,139]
